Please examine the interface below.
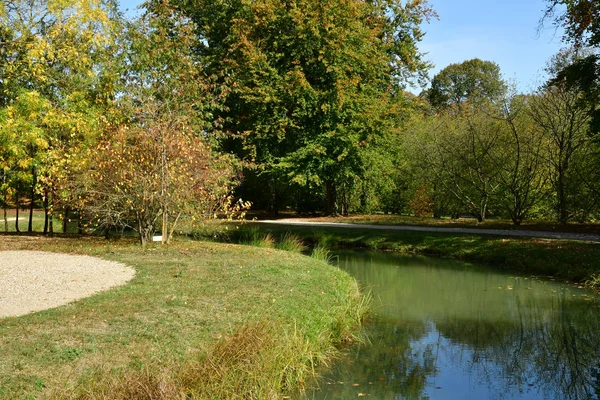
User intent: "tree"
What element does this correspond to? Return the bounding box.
[157,0,436,215]
[0,0,121,233]
[427,59,506,111]
[542,0,600,133]
[84,2,238,245]
[409,59,509,222]
[529,78,593,224]
[88,127,237,245]
[542,0,599,47]
[492,92,548,225]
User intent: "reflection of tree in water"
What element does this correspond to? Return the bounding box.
[308,251,600,400]
[306,318,435,399]
[435,293,600,399]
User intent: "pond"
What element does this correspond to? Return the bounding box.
[306,251,600,400]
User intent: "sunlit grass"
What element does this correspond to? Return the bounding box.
[0,236,366,399]
[276,232,307,253]
[224,223,600,284]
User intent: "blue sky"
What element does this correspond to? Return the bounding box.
[118,0,565,93]
[419,0,564,92]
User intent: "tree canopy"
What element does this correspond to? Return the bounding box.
[427,58,506,110]
[154,0,435,214]
[543,0,600,133]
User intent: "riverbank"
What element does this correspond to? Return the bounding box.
[0,236,366,399]
[216,223,600,286]
[248,212,600,235]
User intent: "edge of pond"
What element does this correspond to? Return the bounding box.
[219,222,600,289]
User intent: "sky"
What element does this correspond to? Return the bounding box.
[118,0,566,93]
[418,0,564,92]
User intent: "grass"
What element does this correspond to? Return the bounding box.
[276,233,307,253]
[310,245,334,263]
[0,209,82,234]
[0,235,366,399]
[215,223,600,284]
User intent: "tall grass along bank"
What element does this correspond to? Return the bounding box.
[213,223,600,286]
[0,236,367,399]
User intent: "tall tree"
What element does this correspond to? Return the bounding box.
[493,92,548,225]
[156,0,435,215]
[427,59,506,111]
[529,78,592,224]
[0,0,121,232]
[542,0,600,133]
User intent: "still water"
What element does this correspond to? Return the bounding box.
[306,251,600,400]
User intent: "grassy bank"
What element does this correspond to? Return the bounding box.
[249,212,600,235]
[211,223,600,285]
[0,236,366,399]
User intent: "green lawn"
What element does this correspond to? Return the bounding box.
[218,223,600,285]
[0,236,366,399]
[0,209,81,234]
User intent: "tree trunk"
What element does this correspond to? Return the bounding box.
[43,188,49,234]
[62,205,70,233]
[77,211,83,234]
[15,193,20,233]
[28,168,36,232]
[3,192,7,232]
[139,229,147,246]
[161,205,168,244]
[48,189,53,235]
[339,184,349,216]
[139,224,151,247]
[325,180,337,216]
[359,190,367,212]
[48,196,53,236]
[557,168,568,225]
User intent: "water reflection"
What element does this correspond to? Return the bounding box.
[307,251,600,400]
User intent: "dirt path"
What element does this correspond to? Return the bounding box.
[257,219,600,243]
[0,251,135,318]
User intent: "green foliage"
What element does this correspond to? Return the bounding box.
[403,56,599,224]
[543,0,600,47]
[585,274,600,290]
[0,0,121,233]
[529,53,598,224]
[159,0,435,215]
[82,3,239,245]
[543,1,600,133]
[427,58,506,110]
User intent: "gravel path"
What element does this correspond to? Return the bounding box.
[0,251,135,318]
[257,219,600,243]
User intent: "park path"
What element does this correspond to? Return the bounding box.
[0,251,135,318]
[257,219,600,243]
